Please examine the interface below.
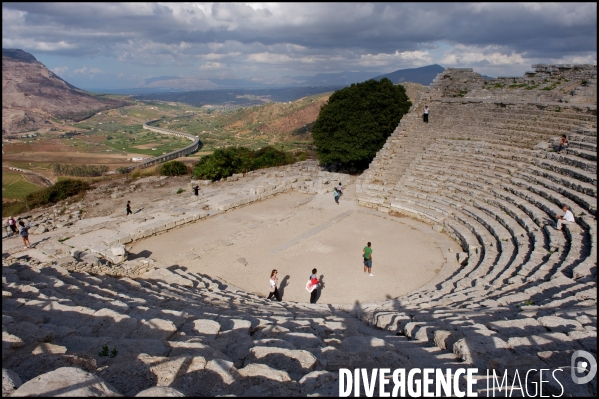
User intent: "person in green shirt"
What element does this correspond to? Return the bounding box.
[363,242,373,276]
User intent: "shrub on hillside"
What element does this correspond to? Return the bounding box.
[159,161,188,176]
[311,78,411,169]
[2,202,27,218]
[130,166,160,179]
[193,146,296,181]
[25,179,90,210]
[51,163,108,177]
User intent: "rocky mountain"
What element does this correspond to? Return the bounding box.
[2,48,127,134]
[373,64,446,86]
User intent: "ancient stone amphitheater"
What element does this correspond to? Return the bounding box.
[2,64,597,396]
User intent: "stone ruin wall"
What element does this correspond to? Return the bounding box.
[423,64,597,105]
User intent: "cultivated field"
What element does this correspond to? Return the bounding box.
[2,171,43,201]
[151,92,330,152]
[1,92,329,210]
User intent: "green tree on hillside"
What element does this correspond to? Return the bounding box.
[159,161,188,176]
[193,146,296,181]
[311,78,411,169]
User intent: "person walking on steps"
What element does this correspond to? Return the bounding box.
[334,187,340,205]
[18,220,31,248]
[363,242,374,276]
[126,201,132,216]
[7,216,17,237]
[423,106,429,123]
[193,185,200,196]
[267,269,282,301]
[306,268,321,304]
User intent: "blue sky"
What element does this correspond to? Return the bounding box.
[3,2,596,89]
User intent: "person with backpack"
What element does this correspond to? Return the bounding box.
[306,268,321,304]
[18,220,31,249]
[7,216,17,237]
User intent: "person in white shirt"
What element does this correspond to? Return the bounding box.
[267,269,281,301]
[423,106,429,123]
[556,205,575,230]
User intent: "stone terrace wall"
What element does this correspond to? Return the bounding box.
[425,64,597,103]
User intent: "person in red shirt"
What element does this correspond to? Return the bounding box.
[307,268,321,304]
[557,135,569,153]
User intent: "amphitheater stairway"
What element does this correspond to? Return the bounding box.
[3,252,596,396]
[352,66,597,396]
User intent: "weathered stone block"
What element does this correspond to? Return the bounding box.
[55,256,76,268]
[537,316,584,334]
[165,221,176,229]
[11,367,121,397]
[117,234,132,244]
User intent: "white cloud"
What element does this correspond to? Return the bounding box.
[199,62,224,70]
[200,52,241,60]
[2,37,76,51]
[51,66,68,75]
[1,3,595,85]
[357,50,433,68]
[73,66,104,77]
[440,45,528,67]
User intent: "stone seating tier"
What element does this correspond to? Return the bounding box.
[4,254,595,396]
[356,66,595,397]
[397,146,595,273]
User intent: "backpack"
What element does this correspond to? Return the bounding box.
[305,280,317,293]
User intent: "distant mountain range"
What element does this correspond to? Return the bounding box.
[133,86,346,108]
[91,64,487,94]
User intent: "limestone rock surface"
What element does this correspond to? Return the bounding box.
[11,367,121,397]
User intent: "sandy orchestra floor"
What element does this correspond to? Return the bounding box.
[132,184,461,304]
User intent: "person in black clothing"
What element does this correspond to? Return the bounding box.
[126,201,132,216]
[193,185,200,196]
[423,106,429,123]
[308,268,320,304]
[267,269,282,301]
